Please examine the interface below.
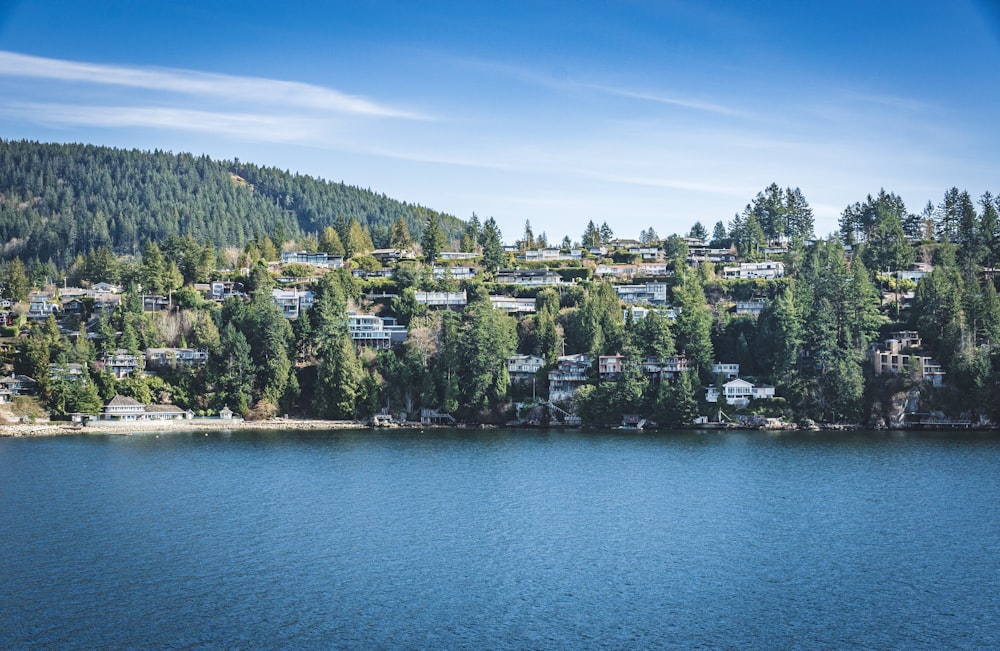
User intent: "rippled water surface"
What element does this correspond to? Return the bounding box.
[2,428,999,649]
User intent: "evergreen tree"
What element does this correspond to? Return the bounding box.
[582,221,601,248]
[3,257,29,302]
[479,217,506,274]
[319,226,346,256]
[421,215,445,264]
[599,222,613,245]
[461,213,480,252]
[688,222,707,241]
[346,218,375,257]
[140,240,167,294]
[314,332,364,419]
[655,370,698,428]
[389,216,413,250]
[673,268,714,377]
[459,298,517,411]
[710,221,729,248]
[210,323,254,414]
[521,220,535,251]
[979,192,999,269]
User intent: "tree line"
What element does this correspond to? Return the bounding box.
[0,140,464,267]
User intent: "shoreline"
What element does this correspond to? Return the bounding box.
[1,418,994,438]
[0,418,369,437]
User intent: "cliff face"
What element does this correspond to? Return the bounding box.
[869,383,919,429]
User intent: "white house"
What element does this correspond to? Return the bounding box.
[723,262,785,280]
[347,313,408,349]
[415,291,468,308]
[272,288,315,319]
[280,251,344,268]
[706,378,776,406]
[490,296,537,313]
[99,394,194,422]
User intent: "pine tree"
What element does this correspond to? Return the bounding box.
[655,370,698,428]
[389,217,413,250]
[420,215,445,264]
[3,257,29,302]
[319,226,345,256]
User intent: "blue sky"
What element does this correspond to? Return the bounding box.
[0,1,997,242]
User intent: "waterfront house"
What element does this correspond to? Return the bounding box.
[99,394,194,422]
[706,378,776,406]
[869,331,945,387]
[507,355,545,384]
[548,354,592,401]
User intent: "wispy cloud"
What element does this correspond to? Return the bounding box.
[576,82,746,117]
[441,54,744,117]
[0,103,323,142]
[0,50,428,120]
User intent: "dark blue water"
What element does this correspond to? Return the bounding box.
[2,429,999,649]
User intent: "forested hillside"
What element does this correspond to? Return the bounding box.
[0,140,463,266]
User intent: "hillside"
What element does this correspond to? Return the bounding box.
[0,139,464,265]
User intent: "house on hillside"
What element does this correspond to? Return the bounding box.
[95,350,143,378]
[280,251,344,268]
[723,262,785,280]
[145,348,209,368]
[599,354,625,379]
[142,295,170,312]
[711,362,740,379]
[548,354,592,401]
[489,296,536,314]
[347,313,408,349]
[415,291,468,308]
[507,355,545,384]
[0,374,39,402]
[272,288,315,319]
[433,266,477,281]
[615,282,668,305]
[869,331,945,387]
[496,269,564,286]
[735,298,767,317]
[49,363,87,382]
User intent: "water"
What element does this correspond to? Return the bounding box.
[2,429,999,649]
